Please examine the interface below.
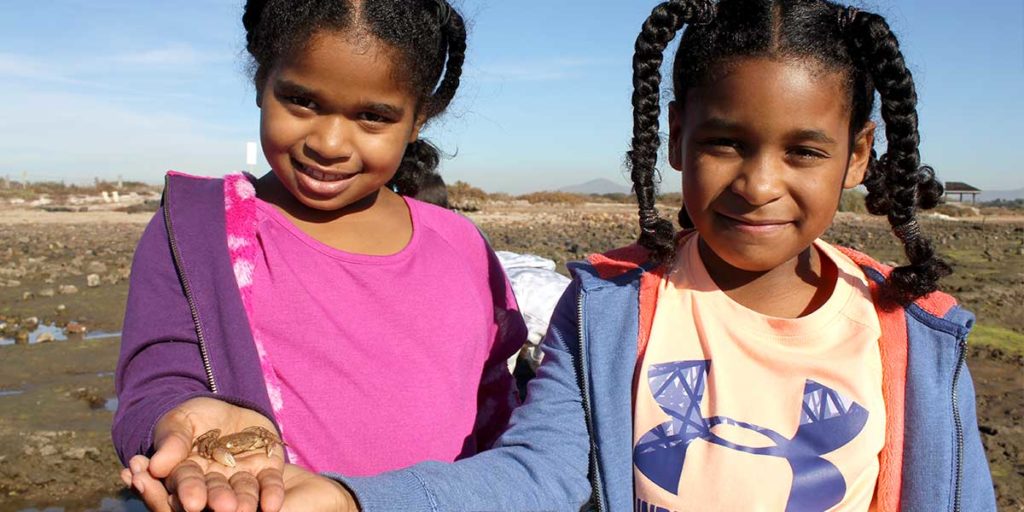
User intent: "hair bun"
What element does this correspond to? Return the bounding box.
[242,0,269,49]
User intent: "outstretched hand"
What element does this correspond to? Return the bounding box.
[121,396,286,512]
[279,463,360,512]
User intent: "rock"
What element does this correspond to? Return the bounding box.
[86,261,108,274]
[58,284,79,295]
[55,304,66,313]
[24,316,39,329]
[65,322,87,336]
[63,447,100,460]
[14,331,29,345]
[36,332,55,343]
[86,273,100,287]
[38,445,58,457]
[6,279,21,287]
[22,291,34,300]
[38,287,55,297]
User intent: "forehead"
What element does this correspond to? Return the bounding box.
[274,30,415,102]
[683,57,851,134]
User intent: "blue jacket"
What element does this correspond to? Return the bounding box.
[338,243,995,511]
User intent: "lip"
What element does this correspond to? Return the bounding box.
[718,213,792,234]
[292,157,358,197]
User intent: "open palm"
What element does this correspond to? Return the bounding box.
[140,396,286,512]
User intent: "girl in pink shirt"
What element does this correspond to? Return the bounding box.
[115,1,527,511]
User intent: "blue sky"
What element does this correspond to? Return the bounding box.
[1,0,1022,193]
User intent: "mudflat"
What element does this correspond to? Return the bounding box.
[1,203,1021,511]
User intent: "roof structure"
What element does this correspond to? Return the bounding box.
[945,181,981,192]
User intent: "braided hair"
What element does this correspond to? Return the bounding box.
[242,0,466,197]
[628,0,950,305]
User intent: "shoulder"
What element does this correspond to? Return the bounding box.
[407,197,489,252]
[832,244,960,316]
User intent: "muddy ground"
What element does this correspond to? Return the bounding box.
[0,204,1021,511]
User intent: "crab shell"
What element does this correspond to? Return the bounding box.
[193,426,284,468]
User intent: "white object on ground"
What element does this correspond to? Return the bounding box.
[496,251,571,372]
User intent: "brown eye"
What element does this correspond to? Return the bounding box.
[286,96,318,110]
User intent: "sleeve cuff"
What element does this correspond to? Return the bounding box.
[322,470,436,512]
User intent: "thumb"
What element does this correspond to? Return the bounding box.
[149,409,196,478]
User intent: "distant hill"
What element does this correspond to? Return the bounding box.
[977,187,1024,202]
[559,178,631,195]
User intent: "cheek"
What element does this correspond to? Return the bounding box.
[260,106,303,154]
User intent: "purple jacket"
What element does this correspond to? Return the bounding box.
[112,172,526,466]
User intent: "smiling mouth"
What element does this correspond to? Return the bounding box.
[719,214,791,233]
[292,158,353,182]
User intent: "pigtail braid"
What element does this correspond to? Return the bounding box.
[844,9,951,304]
[628,0,716,262]
[425,1,466,119]
[389,0,465,197]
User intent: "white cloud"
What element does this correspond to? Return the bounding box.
[111,43,230,67]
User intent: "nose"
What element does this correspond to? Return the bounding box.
[730,152,784,206]
[304,115,352,161]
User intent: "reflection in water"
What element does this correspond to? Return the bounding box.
[0,389,25,397]
[104,398,118,412]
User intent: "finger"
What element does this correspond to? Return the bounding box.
[151,412,196,478]
[120,467,132,487]
[166,460,209,512]
[257,467,285,512]
[227,471,260,512]
[131,468,173,512]
[206,470,239,512]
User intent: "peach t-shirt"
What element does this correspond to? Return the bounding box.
[633,235,884,512]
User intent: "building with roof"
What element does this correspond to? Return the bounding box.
[944,181,982,204]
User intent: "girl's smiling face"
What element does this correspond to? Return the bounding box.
[668,57,874,274]
[259,30,423,213]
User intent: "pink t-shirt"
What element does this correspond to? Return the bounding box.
[634,235,885,511]
[250,197,522,475]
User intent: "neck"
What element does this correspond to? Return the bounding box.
[697,238,837,318]
[253,172,413,255]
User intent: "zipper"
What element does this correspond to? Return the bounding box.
[571,289,605,512]
[162,190,218,393]
[950,337,967,512]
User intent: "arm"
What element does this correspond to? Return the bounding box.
[330,280,592,512]
[955,362,997,511]
[112,208,221,465]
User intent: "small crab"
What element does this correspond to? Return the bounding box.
[193,426,284,468]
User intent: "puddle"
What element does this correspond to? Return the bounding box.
[104,397,118,412]
[97,371,115,378]
[0,324,120,346]
[17,496,147,512]
[0,389,25,397]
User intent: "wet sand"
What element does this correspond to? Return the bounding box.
[1,204,1021,510]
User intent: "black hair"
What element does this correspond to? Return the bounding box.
[627,0,950,305]
[242,0,466,197]
[412,170,450,208]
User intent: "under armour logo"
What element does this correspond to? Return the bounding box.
[633,360,869,512]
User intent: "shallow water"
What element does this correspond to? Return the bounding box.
[17,496,146,512]
[0,324,120,345]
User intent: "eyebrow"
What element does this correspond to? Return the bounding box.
[365,102,404,119]
[274,78,318,98]
[696,118,838,145]
[788,129,837,145]
[274,78,405,118]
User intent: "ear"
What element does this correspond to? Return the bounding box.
[409,112,427,143]
[844,121,875,189]
[668,101,683,172]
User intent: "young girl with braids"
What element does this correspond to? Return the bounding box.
[112,1,529,511]
[131,0,995,510]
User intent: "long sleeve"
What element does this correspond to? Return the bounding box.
[111,209,218,465]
